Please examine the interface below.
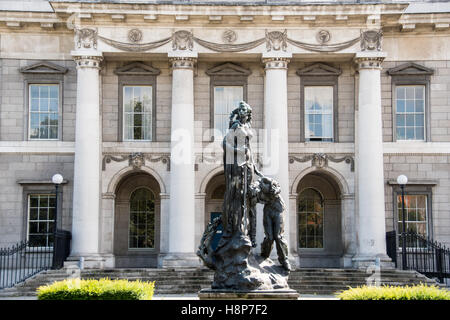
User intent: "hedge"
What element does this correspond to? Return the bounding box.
[37,278,155,300]
[337,283,450,300]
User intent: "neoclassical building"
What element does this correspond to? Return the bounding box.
[0,0,450,271]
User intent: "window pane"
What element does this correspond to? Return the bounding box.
[49,99,58,112]
[396,85,425,141]
[405,87,415,99]
[214,86,244,137]
[129,188,155,249]
[397,194,428,240]
[29,85,59,140]
[28,195,56,247]
[304,86,333,141]
[405,100,414,113]
[298,188,324,249]
[49,86,58,99]
[123,86,152,141]
[39,86,49,98]
[30,85,39,98]
[397,87,405,99]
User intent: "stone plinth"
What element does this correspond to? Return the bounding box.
[198,289,299,300]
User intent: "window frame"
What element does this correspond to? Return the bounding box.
[119,78,157,142]
[27,83,62,141]
[392,80,430,142]
[19,182,65,248]
[20,62,67,142]
[25,80,63,141]
[297,63,340,143]
[388,63,434,142]
[303,85,335,142]
[212,84,246,140]
[128,187,156,250]
[297,187,325,251]
[115,62,160,142]
[392,185,433,243]
[206,62,251,141]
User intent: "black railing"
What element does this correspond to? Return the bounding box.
[0,230,71,289]
[386,231,450,283]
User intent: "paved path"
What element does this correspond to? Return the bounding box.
[0,294,339,300]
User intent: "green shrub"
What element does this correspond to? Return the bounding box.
[37,278,155,300]
[337,283,450,300]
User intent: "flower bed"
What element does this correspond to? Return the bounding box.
[337,284,450,300]
[37,278,155,300]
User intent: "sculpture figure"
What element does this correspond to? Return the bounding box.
[252,177,291,271]
[197,101,295,293]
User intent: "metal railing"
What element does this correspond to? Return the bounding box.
[0,230,71,289]
[386,231,450,283]
[0,240,53,289]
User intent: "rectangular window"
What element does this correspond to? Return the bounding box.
[304,86,333,142]
[214,86,243,138]
[397,194,428,248]
[29,84,59,140]
[123,85,152,141]
[28,194,56,247]
[395,85,425,141]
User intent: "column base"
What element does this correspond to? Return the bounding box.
[64,254,115,270]
[158,253,203,269]
[352,254,395,270]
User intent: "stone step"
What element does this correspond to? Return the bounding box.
[1,268,444,297]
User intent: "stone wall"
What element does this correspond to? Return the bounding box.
[381,60,450,143]
[384,154,450,246]
[0,59,77,142]
[0,154,74,247]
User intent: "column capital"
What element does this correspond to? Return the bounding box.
[71,51,103,70]
[354,51,387,70]
[168,51,198,70]
[262,52,292,70]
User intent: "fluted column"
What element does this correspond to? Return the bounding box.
[161,52,200,267]
[261,53,297,264]
[353,51,392,268]
[70,52,103,267]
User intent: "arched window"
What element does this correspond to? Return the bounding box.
[129,188,155,249]
[298,188,324,249]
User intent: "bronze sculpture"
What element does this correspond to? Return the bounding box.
[197,101,295,293]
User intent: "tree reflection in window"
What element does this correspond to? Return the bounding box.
[298,188,324,249]
[129,188,155,249]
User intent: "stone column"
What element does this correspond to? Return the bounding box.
[69,52,104,268]
[261,53,297,263]
[161,52,200,267]
[353,51,392,268]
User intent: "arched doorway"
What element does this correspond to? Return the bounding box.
[204,173,225,250]
[296,171,343,268]
[114,171,161,267]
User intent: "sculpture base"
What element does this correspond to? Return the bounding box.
[198,288,299,300]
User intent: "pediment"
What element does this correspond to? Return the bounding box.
[387,63,434,76]
[114,62,161,76]
[296,63,341,77]
[206,62,251,77]
[20,61,68,74]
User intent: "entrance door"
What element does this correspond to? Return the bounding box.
[210,212,223,250]
[297,172,343,268]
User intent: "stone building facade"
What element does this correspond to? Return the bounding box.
[0,0,449,270]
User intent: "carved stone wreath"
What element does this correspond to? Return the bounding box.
[128,28,143,43]
[316,30,331,44]
[222,30,237,43]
